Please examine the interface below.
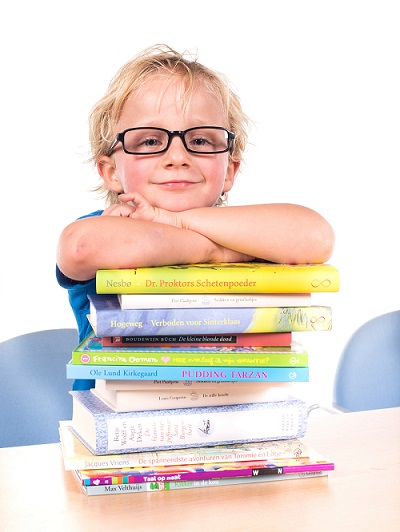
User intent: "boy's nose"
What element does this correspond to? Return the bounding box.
[164,135,190,162]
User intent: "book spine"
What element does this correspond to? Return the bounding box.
[80,471,329,495]
[100,380,294,390]
[118,293,312,309]
[101,332,293,347]
[96,262,340,294]
[72,351,308,367]
[71,393,308,454]
[91,301,332,336]
[67,364,310,382]
[91,385,292,412]
[82,463,334,486]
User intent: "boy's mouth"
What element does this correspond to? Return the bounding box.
[159,180,198,189]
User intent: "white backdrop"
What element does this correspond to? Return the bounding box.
[1,0,399,405]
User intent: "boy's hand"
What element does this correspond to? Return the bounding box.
[118,192,182,228]
[101,203,137,217]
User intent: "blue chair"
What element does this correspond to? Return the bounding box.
[333,311,400,412]
[0,328,77,447]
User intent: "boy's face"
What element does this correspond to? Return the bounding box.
[98,75,239,211]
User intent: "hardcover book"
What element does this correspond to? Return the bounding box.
[72,333,308,368]
[92,379,294,412]
[59,421,311,470]
[77,470,329,496]
[101,331,293,348]
[77,453,334,486]
[118,292,312,309]
[70,391,308,455]
[66,362,310,383]
[88,294,332,336]
[96,262,340,294]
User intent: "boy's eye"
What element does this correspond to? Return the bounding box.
[143,137,162,147]
[187,133,219,151]
[190,137,210,146]
[125,130,167,152]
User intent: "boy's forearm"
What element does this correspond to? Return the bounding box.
[56,203,334,282]
[179,204,335,264]
[56,216,247,282]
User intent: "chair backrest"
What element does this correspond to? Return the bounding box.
[0,328,77,447]
[333,311,400,412]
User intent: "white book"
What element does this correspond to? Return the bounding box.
[118,292,312,309]
[97,379,297,391]
[93,379,293,412]
[70,391,308,455]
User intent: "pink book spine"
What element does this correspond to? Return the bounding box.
[84,463,334,485]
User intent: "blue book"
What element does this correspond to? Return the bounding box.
[88,294,332,336]
[70,390,308,455]
[66,362,309,382]
[88,294,332,337]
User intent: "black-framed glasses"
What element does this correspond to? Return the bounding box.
[109,126,235,155]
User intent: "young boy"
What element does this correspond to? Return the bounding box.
[56,45,334,389]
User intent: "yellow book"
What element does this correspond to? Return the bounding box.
[96,262,340,295]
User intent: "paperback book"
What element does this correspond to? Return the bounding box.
[66,362,310,383]
[69,391,308,455]
[88,294,332,336]
[59,421,311,470]
[101,331,293,348]
[96,262,340,294]
[96,379,298,391]
[96,379,293,392]
[72,333,308,368]
[118,292,312,309]
[77,453,334,486]
[76,470,329,496]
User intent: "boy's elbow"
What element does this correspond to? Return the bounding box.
[289,220,335,265]
[56,223,95,281]
[314,222,335,263]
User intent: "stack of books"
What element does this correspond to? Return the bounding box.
[60,262,340,496]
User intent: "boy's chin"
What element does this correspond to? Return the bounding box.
[155,196,215,212]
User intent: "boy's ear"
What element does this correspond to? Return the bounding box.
[223,160,240,193]
[97,156,124,193]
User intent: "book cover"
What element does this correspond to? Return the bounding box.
[66,362,310,383]
[118,292,312,309]
[88,294,333,336]
[77,470,329,496]
[72,333,308,368]
[78,454,334,486]
[92,379,293,412]
[59,421,311,470]
[96,262,340,294]
[101,331,293,348]
[70,391,308,455]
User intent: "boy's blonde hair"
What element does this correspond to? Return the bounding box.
[89,44,250,206]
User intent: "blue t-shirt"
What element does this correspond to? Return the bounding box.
[56,210,103,390]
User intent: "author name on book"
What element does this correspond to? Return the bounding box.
[110,317,241,329]
[106,278,257,290]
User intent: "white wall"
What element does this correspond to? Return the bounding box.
[1,1,399,405]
